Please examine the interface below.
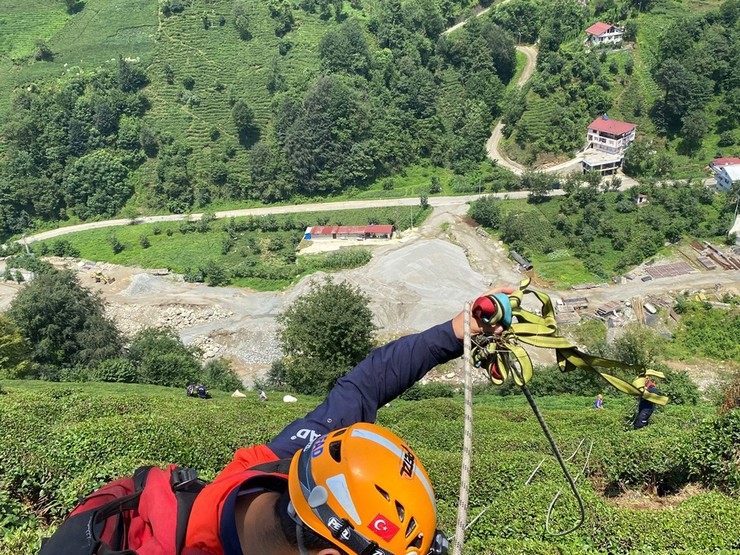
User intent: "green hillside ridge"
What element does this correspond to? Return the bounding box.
[0,0,158,117]
[0,0,517,241]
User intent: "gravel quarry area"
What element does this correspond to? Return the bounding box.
[102,235,512,384]
[2,202,738,388]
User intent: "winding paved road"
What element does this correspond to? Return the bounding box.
[485,45,537,176]
[19,192,545,245]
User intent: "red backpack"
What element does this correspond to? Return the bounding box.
[39,465,207,555]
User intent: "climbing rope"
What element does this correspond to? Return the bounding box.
[452,302,474,555]
[453,279,670,547]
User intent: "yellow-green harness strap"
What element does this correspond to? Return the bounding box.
[472,278,669,406]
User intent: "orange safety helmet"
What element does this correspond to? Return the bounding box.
[288,422,448,555]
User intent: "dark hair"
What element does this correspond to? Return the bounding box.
[275,489,348,554]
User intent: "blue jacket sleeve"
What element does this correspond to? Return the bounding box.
[266,320,463,459]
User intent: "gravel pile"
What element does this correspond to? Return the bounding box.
[106,303,233,335]
[228,321,283,365]
[118,273,185,297]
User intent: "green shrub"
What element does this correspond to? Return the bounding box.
[94,358,138,383]
[660,368,700,405]
[107,236,124,254]
[683,409,740,495]
[127,328,202,387]
[199,359,242,392]
[400,382,455,400]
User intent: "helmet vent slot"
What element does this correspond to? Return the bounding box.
[395,500,405,522]
[375,485,391,502]
[405,516,418,538]
[329,441,342,462]
[406,530,422,547]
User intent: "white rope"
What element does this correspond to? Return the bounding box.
[452,301,474,555]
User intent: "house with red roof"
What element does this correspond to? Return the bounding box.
[586,115,637,155]
[708,158,740,191]
[581,115,637,175]
[585,22,624,47]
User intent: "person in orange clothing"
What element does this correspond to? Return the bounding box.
[183,287,514,555]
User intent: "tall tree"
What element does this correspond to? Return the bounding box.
[0,314,35,379]
[277,278,376,394]
[63,149,132,219]
[7,268,123,369]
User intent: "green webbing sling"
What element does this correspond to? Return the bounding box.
[471,278,669,406]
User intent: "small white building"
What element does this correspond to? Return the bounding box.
[585,22,624,47]
[710,158,740,191]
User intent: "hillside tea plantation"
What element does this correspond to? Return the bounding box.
[1,382,738,554]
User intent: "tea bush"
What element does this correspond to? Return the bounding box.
[0,382,737,555]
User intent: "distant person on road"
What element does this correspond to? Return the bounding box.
[196,383,208,399]
[186,383,195,397]
[259,389,268,402]
[633,372,663,429]
[593,393,604,410]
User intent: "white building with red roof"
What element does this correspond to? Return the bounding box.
[581,115,637,175]
[586,115,637,155]
[709,158,740,191]
[585,22,624,47]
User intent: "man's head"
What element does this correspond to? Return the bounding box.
[286,422,447,555]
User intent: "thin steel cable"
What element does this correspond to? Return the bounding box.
[515,367,585,537]
[452,301,474,555]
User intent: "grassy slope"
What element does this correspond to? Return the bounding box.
[1,380,738,555]
[34,206,431,290]
[0,0,158,119]
[134,0,333,192]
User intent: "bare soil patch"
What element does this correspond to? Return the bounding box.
[600,484,707,511]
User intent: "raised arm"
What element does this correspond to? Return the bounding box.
[266,319,463,458]
[267,285,514,459]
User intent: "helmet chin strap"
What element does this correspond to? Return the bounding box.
[288,500,311,555]
[295,521,311,555]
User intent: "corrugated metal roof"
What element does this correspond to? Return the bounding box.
[308,225,394,236]
[586,22,614,36]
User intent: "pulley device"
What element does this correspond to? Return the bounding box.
[451,279,670,553]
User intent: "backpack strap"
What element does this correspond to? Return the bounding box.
[248,458,292,475]
[170,467,208,555]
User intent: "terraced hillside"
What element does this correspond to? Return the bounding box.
[0,0,158,118]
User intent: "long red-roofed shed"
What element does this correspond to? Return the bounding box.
[306,225,394,239]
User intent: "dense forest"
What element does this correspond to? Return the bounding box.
[0,0,518,240]
[0,0,738,242]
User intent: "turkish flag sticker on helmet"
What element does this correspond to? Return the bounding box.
[367,513,400,542]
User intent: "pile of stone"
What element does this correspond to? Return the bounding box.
[106,303,233,335]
